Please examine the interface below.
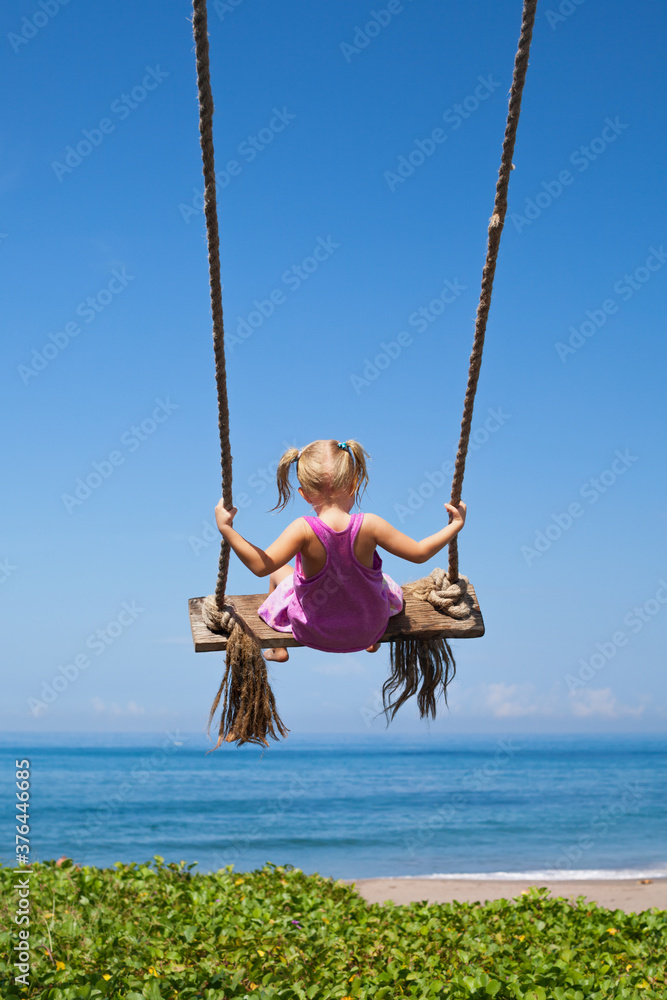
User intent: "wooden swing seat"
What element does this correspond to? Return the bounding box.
[188,585,485,652]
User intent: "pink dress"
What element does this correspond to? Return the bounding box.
[257,513,404,653]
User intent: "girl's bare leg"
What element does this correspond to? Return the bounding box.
[263,565,293,662]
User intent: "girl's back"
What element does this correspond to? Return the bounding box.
[280,512,403,653]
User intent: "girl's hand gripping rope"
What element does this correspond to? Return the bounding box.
[215,499,237,532]
[444,501,467,532]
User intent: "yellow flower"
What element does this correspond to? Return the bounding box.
[257,949,265,956]
[626,964,633,971]
[102,974,112,981]
[55,961,65,971]
[607,928,618,935]
[249,983,259,990]
[235,878,245,885]
[516,934,525,941]
[148,966,159,977]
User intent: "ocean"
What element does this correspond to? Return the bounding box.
[2,733,665,881]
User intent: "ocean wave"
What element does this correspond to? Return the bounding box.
[396,866,667,881]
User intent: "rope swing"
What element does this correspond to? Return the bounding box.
[448,0,538,584]
[189,0,539,747]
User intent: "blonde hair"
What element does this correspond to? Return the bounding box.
[270,439,370,512]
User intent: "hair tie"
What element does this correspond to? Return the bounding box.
[292,451,301,464]
[337,441,350,453]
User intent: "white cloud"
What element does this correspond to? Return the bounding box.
[90,698,146,717]
[448,680,653,723]
[312,658,368,677]
[570,687,646,718]
[448,681,562,719]
[482,682,540,718]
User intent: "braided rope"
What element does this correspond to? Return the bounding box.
[192,0,234,609]
[448,0,538,583]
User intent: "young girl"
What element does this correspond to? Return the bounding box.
[214,439,466,660]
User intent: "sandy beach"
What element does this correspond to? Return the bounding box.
[347,877,667,913]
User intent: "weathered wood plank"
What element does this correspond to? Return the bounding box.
[188,585,484,653]
[188,597,229,652]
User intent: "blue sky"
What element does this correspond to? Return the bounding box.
[2,0,666,740]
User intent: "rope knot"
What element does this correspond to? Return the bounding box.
[404,568,474,621]
[202,595,236,634]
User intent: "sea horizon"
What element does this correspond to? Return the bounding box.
[2,732,665,881]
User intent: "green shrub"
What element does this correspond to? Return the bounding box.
[1,858,665,998]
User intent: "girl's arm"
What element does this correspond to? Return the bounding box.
[214,501,306,577]
[366,503,466,564]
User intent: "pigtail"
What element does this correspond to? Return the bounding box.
[345,439,370,504]
[269,446,300,512]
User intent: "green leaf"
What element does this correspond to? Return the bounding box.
[2,858,665,998]
[142,980,163,1000]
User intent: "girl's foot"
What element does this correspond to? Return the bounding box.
[263,647,289,662]
[366,642,381,653]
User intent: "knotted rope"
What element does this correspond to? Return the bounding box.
[448,0,538,583]
[192,0,233,610]
[404,568,473,619]
[201,595,234,634]
[201,596,289,748]
[384,0,541,721]
[192,1,288,747]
